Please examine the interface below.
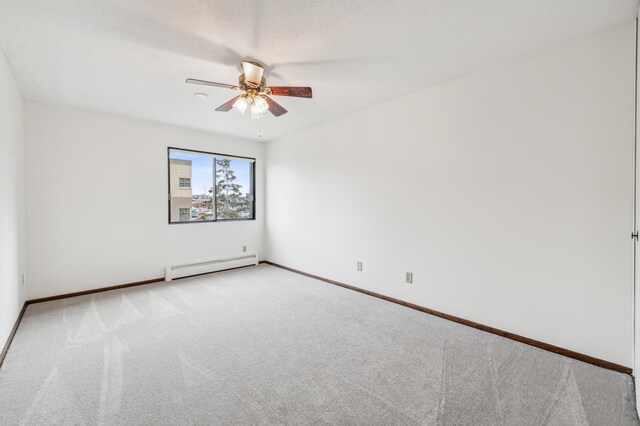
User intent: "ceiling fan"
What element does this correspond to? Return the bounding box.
[186,61,312,118]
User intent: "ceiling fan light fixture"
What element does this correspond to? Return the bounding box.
[232,95,248,114]
[250,95,269,118]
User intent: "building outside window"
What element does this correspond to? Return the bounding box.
[169,158,193,223]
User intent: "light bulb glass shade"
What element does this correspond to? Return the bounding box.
[250,95,269,118]
[232,96,248,114]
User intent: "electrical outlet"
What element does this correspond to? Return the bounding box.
[242,245,247,252]
[406,272,413,284]
[357,261,363,271]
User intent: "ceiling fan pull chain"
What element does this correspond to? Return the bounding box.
[258,119,262,138]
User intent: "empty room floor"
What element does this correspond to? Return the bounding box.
[0,264,637,425]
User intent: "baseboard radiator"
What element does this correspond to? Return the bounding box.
[165,254,258,281]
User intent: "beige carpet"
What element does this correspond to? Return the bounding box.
[0,264,637,425]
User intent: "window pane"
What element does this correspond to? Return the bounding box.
[169,150,214,222]
[168,148,254,223]
[215,159,253,220]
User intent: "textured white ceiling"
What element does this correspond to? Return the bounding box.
[0,0,637,141]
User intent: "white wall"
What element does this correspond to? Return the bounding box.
[25,101,264,299]
[0,49,25,346]
[266,20,636,367]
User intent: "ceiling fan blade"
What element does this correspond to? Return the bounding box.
[186,78,238,90]
[215,96,242,112]
[264,96,288,117]
[268,87,312,98]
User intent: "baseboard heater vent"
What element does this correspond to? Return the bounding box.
[165,254,258,281]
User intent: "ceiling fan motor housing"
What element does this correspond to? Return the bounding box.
[241,61,265,86]
[239,74,267,92]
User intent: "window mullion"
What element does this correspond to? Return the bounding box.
[213,155,217,221]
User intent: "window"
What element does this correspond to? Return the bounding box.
[168,148,255,223]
